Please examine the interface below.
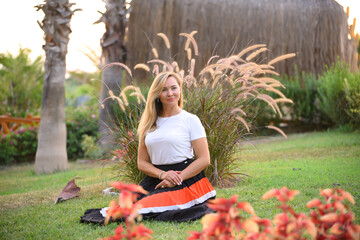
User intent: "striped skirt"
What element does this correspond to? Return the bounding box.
[80,158,216,224]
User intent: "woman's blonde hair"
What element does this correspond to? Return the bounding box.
[137,71,183,143]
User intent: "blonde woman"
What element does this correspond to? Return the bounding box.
[81,72,216,223]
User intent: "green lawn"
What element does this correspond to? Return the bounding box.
[0,131,359,239]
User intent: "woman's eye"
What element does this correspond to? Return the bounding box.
[171,87,177,90]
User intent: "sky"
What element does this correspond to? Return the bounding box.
[0,0,358,73]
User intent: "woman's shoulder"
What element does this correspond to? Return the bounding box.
[181,110,199,120]
[181,110,203,126]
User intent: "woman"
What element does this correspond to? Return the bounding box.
[80,71,216,224]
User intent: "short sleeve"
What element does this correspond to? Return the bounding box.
[188,114,206,141]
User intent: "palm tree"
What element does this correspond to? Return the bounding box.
[35,0,79,173]
[95,0,129,146]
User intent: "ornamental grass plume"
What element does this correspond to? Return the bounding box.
[102,31,295,187]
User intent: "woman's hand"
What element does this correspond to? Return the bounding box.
[155,179,176,189]
[161,170,182,185]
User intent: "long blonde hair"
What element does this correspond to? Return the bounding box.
[137,71,183,143]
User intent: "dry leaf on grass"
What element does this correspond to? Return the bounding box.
[55,177,81,204]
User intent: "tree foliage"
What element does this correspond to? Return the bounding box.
[0,48,43,117]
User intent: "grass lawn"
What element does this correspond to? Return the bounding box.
[0,130,359,239]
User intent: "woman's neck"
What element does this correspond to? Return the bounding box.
[160,106,182,118]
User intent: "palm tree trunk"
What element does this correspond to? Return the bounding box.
[96,0,129,147]
[35,0,79,173]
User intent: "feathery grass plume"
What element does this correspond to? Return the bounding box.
[258,64,275,70]
[157,33,170,49]
[171,61,179,73]
[267,125,287,138]
[249,77,282,85]
[268,53,296,66]
[109,90,115,100]
[120,85,142,106]
[237,44,266,58]
[102,93,126,112]
[236,116,250,132]
[179,32,199,56]
[134,63,150,72]
[263,69,280,76]
[152,64,159,75]
[231,107,246,116]
[257,94,281,117]
[265,86,287,99]
[102,62,132,77]
[183,30,197,51]
[274,98,293,104]
[190,59,195,76]
[187,48,192,60]
[245,47,268,61]
[207,55,219,65]
[147,59,173,71]
[151,48,158,58]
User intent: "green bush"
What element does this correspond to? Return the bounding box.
[65,71,101,108]
[0,127,38,165]
[317,61,359,127]
[343,73,360,127]
[0,48,43,117]
[80,134,104,160]
[280,71,319,123]
[66,107,99,160]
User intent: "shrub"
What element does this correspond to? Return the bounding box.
[104,32,294,187]
[317,61,354,127]
[0,48,43,117]
[279,71,319,124]
[80,134,104,160]
[0,127,38,165]
[66,107,99,160]
[343,73,360,128]
[65,70,101,108]
[189,187,359,240]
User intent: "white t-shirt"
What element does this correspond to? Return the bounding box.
[145,110,206,165]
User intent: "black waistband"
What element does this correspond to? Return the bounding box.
[153,158,195,171]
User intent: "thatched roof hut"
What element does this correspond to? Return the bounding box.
[127,0,358,82]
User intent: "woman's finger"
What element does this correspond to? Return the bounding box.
[155,180,166,189]
[166,171,182,185]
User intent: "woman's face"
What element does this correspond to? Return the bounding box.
[159,76,181,108]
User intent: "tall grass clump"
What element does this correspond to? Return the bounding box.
[317,61,360,128]
[103,32,295,187]
[106,86,147,184]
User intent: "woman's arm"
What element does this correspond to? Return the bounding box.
[138,140,182,186]
[137,140,163,178]
[179,137,210,181]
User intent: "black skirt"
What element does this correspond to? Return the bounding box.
[80,159,216,224]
